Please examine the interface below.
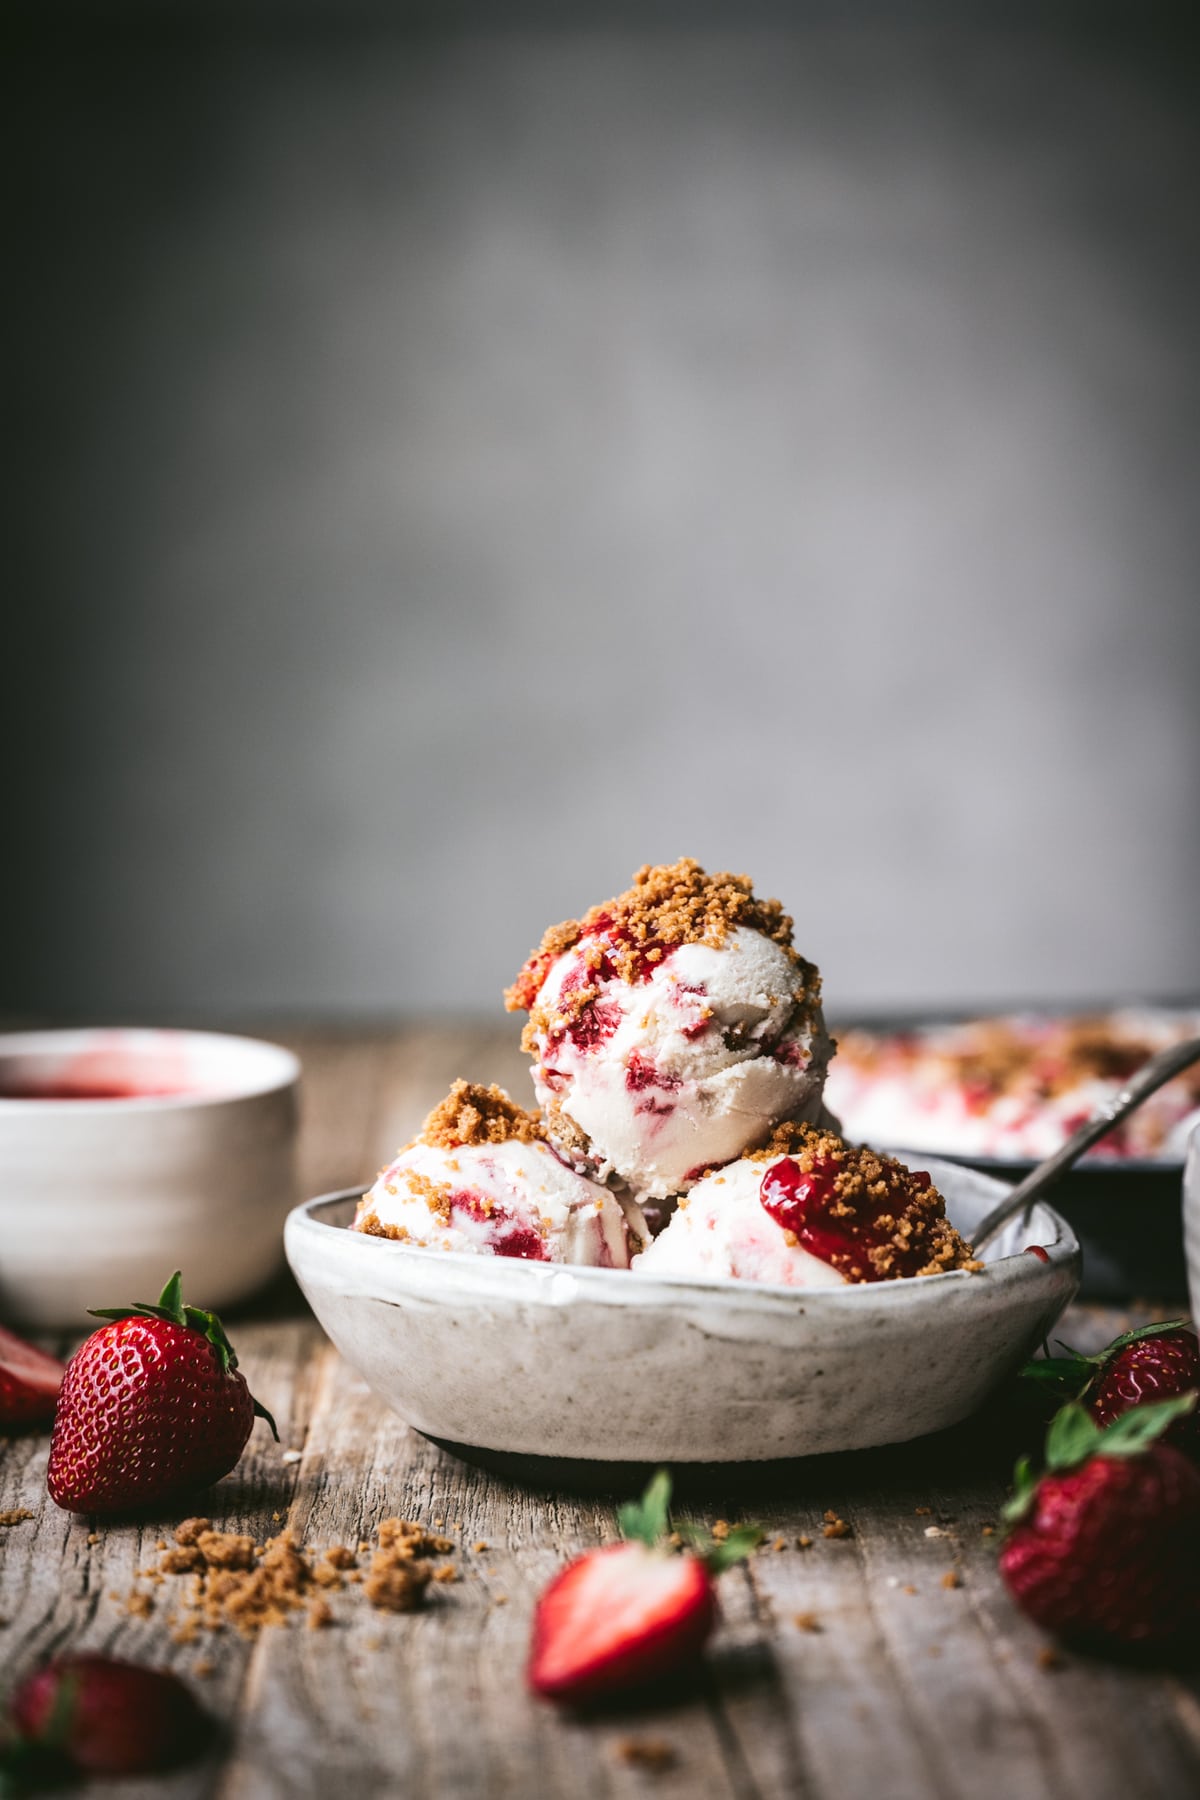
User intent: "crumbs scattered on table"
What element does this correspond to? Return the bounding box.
[923,1526,949,1539]
[941,1571,962,1590]
[116,1514,459,1637]
[1037,1647,1065,1672]
[473,1541,488,1553]
[797,1535,813,1550]
[981,1525,995,1537]
[903,1585,918,1596]
[794,1612,822,1632]
[711,1520,731,1541]
[914,1507,931,1516]
[0,1509,34,1527]
[822,1511,852,1539]
[616,1738,677,1773]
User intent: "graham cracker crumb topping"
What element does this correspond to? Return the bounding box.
[749,1121,982,1281]
[505,858,806,1012]
[419,1080,546,1150]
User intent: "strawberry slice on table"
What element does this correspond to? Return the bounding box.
[1021,1319,1199,1454]
[46,1270,276,1517]
[998,1393,1200,1651]
[0,1325,65,1429]
[528,1471,760,1705]
[4,1654,209,1779]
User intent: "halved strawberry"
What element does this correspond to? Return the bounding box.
[0,1325,65,1429]
[528,1471,759,1705]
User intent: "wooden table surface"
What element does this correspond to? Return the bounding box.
[3,1023,1198,1800]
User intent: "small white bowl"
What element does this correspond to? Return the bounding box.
[0,1028,300,1327]
[285,1158,1079,1466]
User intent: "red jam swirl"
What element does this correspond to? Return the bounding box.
[759,1155,935,1283]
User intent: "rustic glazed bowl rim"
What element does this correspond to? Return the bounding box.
[288,1163,1080,1311]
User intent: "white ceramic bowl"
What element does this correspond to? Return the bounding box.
[0,1028,300,1327]
[285,1158,1079,1465]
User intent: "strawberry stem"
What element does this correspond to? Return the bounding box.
[87,1271,279,1442]
[617,1470,762,1570]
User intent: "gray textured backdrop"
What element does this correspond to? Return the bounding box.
[8,19,1200,1019]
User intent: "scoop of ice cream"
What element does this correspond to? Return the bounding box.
[633,1122,979,1286]
[505,860,833,1202]
[353,1080,630,1267]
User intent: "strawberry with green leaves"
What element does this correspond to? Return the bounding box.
[999,1394,1200,1650]
[528,1471,759,1704]
[1021,1319,1199,1455]
[47,1271,276,1516]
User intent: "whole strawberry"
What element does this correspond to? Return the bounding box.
[0,1325,65,1430]
[1022,1319,1199,1455]
[999,1395,1200,1650]
[47,1271,276,1516]
[5,1655,208,1778]
[528,1470,759,1705]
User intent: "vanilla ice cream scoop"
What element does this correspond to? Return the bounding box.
[506,860,833,1202]
[634,1122,979,1287]
[353,1081,630,1267]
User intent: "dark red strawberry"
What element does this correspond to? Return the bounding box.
[47,1270,276,1516]
[0,1325,65,1429]
[1021,1319,1199,1455]
[528,1471,759,1705]
[999,1394,1200,1650]
[6,1655,209,1777]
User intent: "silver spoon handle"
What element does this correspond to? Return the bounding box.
[970,1034,1200,1257]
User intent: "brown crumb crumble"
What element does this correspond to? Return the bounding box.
[794,1612,823,1633]
[615,1738,678,1773]
[941,1571,962,1590]
[421,1081,546,1151]
[1037,1646,1065,1671]
[822,1512,852,1540]
[747,1120,982,1281]
[132,1516,456,1637]
[0,1509,34,1527]
[505,858,812,1016]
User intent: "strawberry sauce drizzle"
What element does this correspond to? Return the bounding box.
[759,1156,934,1282]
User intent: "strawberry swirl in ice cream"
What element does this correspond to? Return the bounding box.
[505,860,834,1203]
[634,1121,979,1287]
[353,1081,631,1268]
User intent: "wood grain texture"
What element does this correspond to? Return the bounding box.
[2,1024,1198,1800]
